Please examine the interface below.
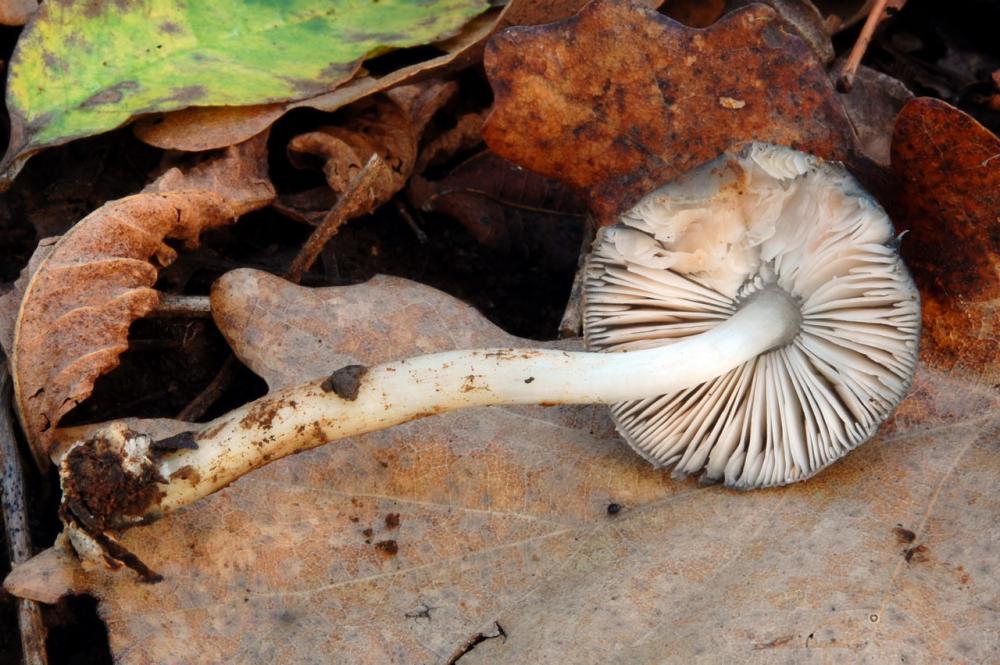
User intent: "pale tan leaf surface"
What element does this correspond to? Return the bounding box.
[58,267,999,664]
[10,134,274,465]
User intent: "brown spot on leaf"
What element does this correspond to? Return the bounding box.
[904,544,930,563]
[385,513,400,529]
[893,526,917,544]
[374,540,398,557]
[753,635,794,650]
[80,80,139,108]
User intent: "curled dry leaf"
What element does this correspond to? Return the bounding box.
[408,150,586,266]
[11,134,274,467]
[483,0,859,224]
[285,80,457,219]
[9,260,997,663]
[891,97,1000,376]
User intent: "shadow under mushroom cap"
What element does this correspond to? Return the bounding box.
[584,143,921,489]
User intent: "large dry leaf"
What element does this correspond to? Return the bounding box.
[482,0,860,224]
[891,97,1000,376]
[12,250,993,663]
[11,135,274,465]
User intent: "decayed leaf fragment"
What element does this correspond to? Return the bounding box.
[483,0,858,224]
[286,80,457,218]
[10,263,994,664]
[891,97,1000,376]
[11,134,274,467]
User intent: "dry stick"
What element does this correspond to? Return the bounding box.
[0,365,49,665]
[836,0,907,92]
[151,294,212,318]
[175,355,238,422]
[286,154,389,283]
[393,197,428,244]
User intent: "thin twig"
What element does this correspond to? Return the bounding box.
[836,0,907,92]
[0,363,49,665]
[176,355,238,422]
[394,198,428,244]
[286,154,389,284]
[151,294,212,318]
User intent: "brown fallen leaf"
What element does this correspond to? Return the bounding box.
[285,80,456,222]
[0,0,36,25]
[412,108,489,174]
[8,258,994,663]
[10,133,274,467]
[838,64,913,167]
[483,0,860,224]
[891,97,1000,376]
[408,150,586,266]
[0,236,56,357]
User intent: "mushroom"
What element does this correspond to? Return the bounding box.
[58,143,920,578]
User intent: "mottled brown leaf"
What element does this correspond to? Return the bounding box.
[408,150,586,265]
[11,134,274,466]
[483,0,858,224]
[891,97,1000,377]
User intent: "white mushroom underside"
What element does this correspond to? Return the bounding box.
[584,143,920,489]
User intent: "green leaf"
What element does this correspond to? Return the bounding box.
[1,0,489,184]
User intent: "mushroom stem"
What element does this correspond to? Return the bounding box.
[142,287,800,516]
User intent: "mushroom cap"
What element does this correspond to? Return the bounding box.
[583,143,921,489]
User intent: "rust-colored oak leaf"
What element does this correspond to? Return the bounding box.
[483,0,859,224]
[891,98,1000,378]
[11,134,274,466]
